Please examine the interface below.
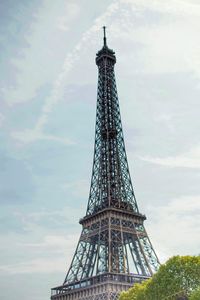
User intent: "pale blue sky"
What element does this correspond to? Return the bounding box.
[1,1,200,300]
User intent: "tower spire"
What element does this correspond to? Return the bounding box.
[103,25,107,47]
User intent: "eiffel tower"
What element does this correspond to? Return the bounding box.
[51,27,160,300]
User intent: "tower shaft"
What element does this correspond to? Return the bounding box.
[87,43,138,216]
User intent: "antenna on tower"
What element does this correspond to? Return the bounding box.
[103,26,107,47]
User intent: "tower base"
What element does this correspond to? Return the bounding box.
[51,273,149,300]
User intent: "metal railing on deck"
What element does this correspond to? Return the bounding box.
[51,272,149,296]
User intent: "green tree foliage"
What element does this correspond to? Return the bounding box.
[189,288,200,300]
[119,256,200,300]
[119,280,150,300]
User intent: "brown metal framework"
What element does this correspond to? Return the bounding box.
[51,28,160,300]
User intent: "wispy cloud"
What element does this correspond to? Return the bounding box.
[12,0,200,146]
[141,144,200,168]
[0,233,79,274]
[12,0,119,145]
[12,206,82,234]
[7,0,200,147]
[22,234,78,253]
[111,0,200,77]
[0,257,66,274]
[38,1,119,121]
[121,0,200,16]
[148,195,200,259]
[56,2,80,32]
[11,129,74,146]
[62,179,89,198]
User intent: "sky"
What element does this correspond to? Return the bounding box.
[1,0,200,299]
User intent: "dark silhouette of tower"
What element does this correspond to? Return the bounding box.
[51,27,160,300]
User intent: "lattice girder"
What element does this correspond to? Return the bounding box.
[51,30,160,300]
[86,51,139,216]
[64,209,159,285]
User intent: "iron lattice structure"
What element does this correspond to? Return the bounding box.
[51,28,160,300]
